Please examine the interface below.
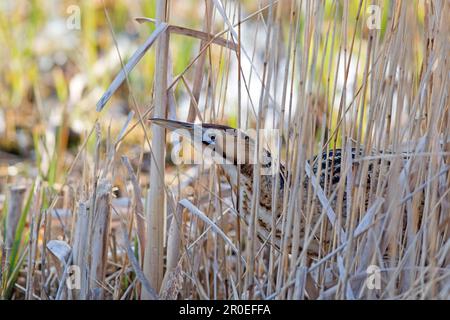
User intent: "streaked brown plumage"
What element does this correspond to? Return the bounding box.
[151,118,415,256]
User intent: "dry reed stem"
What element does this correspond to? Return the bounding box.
[161,201,183,289]
[121,156,146,262]
[117,213,158,300]
[72,202,89,299]
[142,0,169,298]
[160,261,183,300]
[88,180,112,299]
[4,186,26,265]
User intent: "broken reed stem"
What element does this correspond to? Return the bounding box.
[142,0,169,298]
[88,180,112,299]
[118,216,158,300]
[72,201,89,299]
[47,239,72,299]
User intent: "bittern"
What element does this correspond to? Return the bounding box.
[150,118,410,255]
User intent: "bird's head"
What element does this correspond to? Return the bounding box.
[150,118,273,169]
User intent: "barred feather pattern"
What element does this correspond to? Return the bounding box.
[220,147,404,255]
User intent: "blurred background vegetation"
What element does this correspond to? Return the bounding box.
[0,0,427,189]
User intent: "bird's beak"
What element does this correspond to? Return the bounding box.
[150,118,194,132]
[150,118,215,146]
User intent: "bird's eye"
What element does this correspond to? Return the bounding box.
[210,134,216,141]
[245,135,249,142]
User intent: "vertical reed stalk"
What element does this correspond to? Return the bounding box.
[72,202,89,299]
[142,0,170,298]
[89,180,111,299]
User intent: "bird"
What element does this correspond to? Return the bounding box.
[150,118,414,256]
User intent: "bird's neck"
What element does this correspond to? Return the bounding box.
[219,163,256,187]
[220,163,285,199]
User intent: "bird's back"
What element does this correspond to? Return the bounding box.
[225,147,407,254]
